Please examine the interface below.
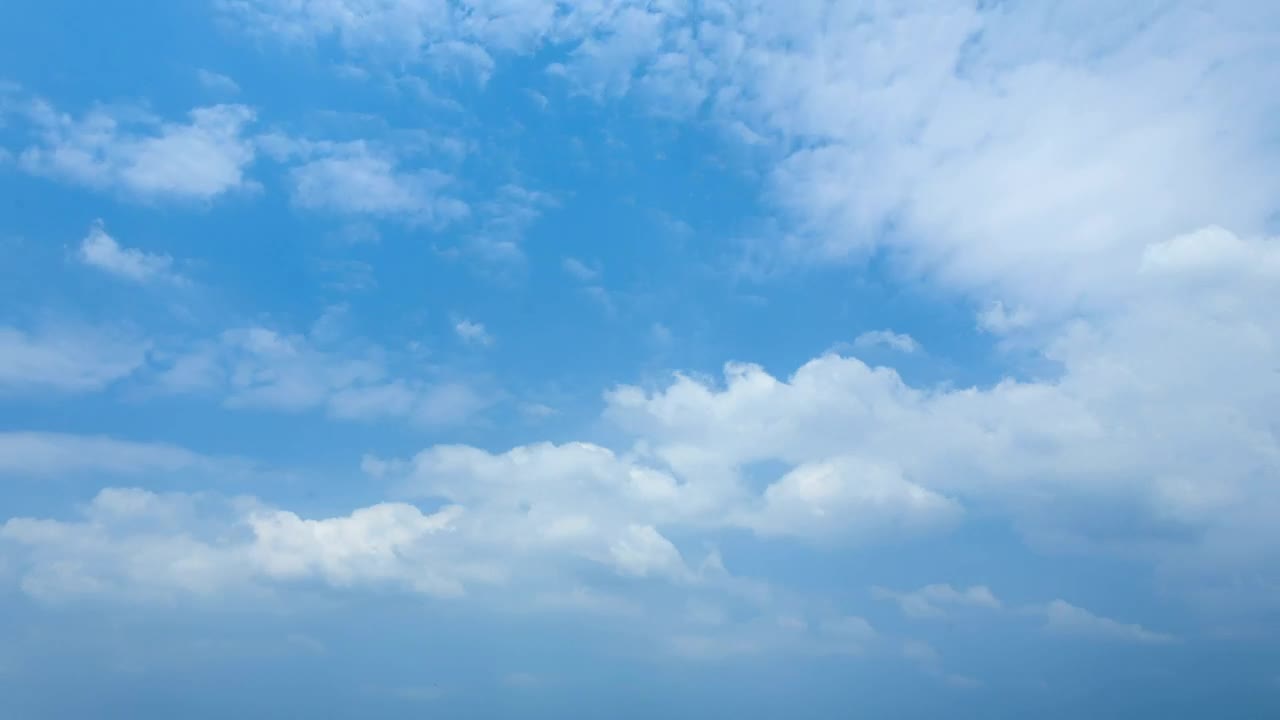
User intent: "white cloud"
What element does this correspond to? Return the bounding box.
[453,318,492,346]
[0,487,480,601]
[247,502,470,596]
[0,324,149,393]
[1042,600,1178,645]
[227,1,1280,319]
[20,100,257,201]
[600,227,1280,601]
[852,330,919,354]
[874,584,1002,619]
[977,301,1034,335]
[154,320,489,427]
[708,2,1278,317]
[747,459,959,541]
[196,69,241,94]
[608,524,688,580]
[76,221,183,285]
[286,141,468,225]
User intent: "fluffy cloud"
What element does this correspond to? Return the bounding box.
[76,221,184,285]
[453,318,492,346]
[0,324,149,394]
[254,136,471,225]
[0,487,478,602]
[706,1,1278,316]
[292,147,466,224]
[19,100,257,201]
[601,226,1280,600]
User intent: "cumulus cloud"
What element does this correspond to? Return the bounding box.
[976,301,1034,335]
[19,100,257,201]
[599,227,1280,600]
[1042,600,1178,645]
[0,487,476,601]
[76,221,183,285]
[16,226,1270,632]
[747,459,959,541]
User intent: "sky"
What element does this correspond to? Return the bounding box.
[1,0,1279,717]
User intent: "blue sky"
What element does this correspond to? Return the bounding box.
[1,1,1279,717]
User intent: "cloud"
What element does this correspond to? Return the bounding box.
[228,0,1280,319]
[599,227,1280,601]
[0,487,476,601]
[747,459,959,541]
[153,321,489,427]
[852,330,920,354]
[562,256,600,282]
[453,318,492,346]
[874,584,1002,619]
[20,100,257,201]
[196,69,241,94]
[76,221,183,285]
[0,324,149,393]
[466,184,555,262]
[976,301,1034,335]
[707,2,1278,317]
[1042,600,1178,645]
[0,432,207,478]
[285,140,468,226]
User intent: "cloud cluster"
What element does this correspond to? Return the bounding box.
[155,322,489,427]
[277,139,469,226]
[19,100,258,201]
[225,0,1280,319]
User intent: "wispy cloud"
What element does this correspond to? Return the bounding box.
[875,584,1002,619]
[851,329,919,354]
[0,324,150,394]
[1041,600,1178,645]
[196,69,241,94]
